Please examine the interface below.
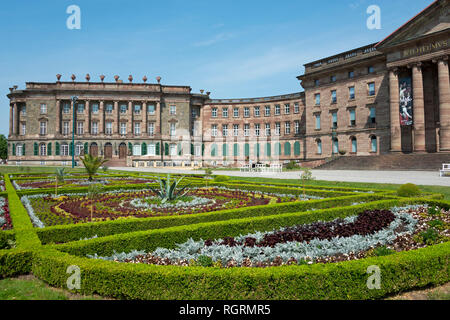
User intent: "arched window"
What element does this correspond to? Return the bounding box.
[16,144,23,156]
[141,143,147,155]
[332,138,339,154]
[351,137,357,153]
[75,142,84,156]
[284,142,291,156]
[132,144,141,156]
[61,143,69,156]
[294,141,301,156]
[316,139,322,155]
[370,136,377,153]
[39,143,47,156]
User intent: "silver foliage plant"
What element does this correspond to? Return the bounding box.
[21,196,45,228]
[88,205,421,266]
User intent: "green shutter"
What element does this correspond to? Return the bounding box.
[47,143,52,156]
[128,143,133,154]
[265,143,271,157]
[202,144,205,156]
[164,143,169,156]
[211,144,217,157]
[255,143,260,157]
[70,142,74,156]
[156,142,160,155]
[284,142,291,156]
[34,143,38,156]
[274,143,281,156]
[244,144,250,157]
[177,143,182,156]
[84,143,88,155]
[233,143,239,157]
[294,141,301,156]
[55,142,60,156]
[142,143,147,155]
[222,144,227,157]
[191,144,194,156]
[22,144,25,156]
[12,143,15,156]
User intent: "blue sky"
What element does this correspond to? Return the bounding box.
[0,0,434,136]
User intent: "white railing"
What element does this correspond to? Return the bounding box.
[439,164,450,177]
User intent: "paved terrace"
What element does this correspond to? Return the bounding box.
[115,167,450,187]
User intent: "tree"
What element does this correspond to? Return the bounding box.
[300,168,315,199]
[0,135,7,160]
[87,184,103,221]
[80,154,108,181]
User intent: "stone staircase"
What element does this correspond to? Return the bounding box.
[315,153,450,171]
[105,158,127,168]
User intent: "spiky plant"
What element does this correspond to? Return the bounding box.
[87,184,103,221]
[149,174,190,204]
[54,167,67,197]
[300,168,315,199]
[80,154,108,181]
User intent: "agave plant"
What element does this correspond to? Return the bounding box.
[149,174,190,204]
[54,167,67,196]
[80,154,108,181]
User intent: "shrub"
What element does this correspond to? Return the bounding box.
[397,183,421,197]
[416,228,441,245]
[286,161,300,170]
[197,255,213,267]
[214,176,230,182]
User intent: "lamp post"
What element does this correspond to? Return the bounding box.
[71,96,78,168]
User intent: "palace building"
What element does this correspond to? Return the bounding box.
[6,0,450,167]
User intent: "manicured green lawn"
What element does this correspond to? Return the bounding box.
[0,165,86,175]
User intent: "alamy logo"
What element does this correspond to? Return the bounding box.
[366,265,381,290]
[66,5,81,30]
[367,5,381,30]
[66,265,81,290]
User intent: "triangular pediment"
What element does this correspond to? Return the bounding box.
[376,0,449,49]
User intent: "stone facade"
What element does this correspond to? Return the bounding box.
[6,0,450,167]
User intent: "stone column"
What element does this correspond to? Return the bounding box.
[437,57,450,151]
[9,105,13,136]
[411,63,426,152]
[114,101,119,135]
[128,101,133,135]
[389,68,402,152]
[55,100,61,135]
[143,101,147,135]
[99,101,104,134]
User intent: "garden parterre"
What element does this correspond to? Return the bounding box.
[0,171,448,300]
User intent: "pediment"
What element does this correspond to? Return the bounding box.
[377,0,449,49]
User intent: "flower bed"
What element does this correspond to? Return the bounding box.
[87,205,449,268]
[13,177,156,190]
[23,187,301,227]
[0,197,12,230]
[0,180,5,192]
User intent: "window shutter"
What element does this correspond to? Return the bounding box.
[255,143,260,157]
[128,143,132,154]
[84,143,88,154]
[233,143,239,157]
[70,142,74,156]
[222,144,227,157]
[23,144,26,156]
[55,142,60,156]
[294,141,301,156]
[284,142,291,156]
[244,144,250,157]
[191,144,194,156]
[177,143,182,156]
[47,143,52,156]
[265,143,271,157]
[12,143,16,156]
[142,143,147,155]
[34,143,38,156]
[202,144,205,156]
[211,144,216,157]
[156,142,160,155]
[164,143,169,156]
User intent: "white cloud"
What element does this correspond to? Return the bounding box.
[193,32,234,47]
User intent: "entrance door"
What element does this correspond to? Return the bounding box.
[89,143,98,157]
[119,143,127,159]
[104,143,113,159]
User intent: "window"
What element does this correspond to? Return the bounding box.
[105,104,113,114]
[284,104,290,114]
[315,93,321,106]
[233,108,239,118]
[244,124,250,136]
[264,106,270,116]
[169,144,177,156]
[191,109,197,118]
[120,104,127,114]
[39,143,46,156]
[40,121,47,135]
[368,66,375,74]
[275,123,281,135]
[212,108,218,118]
[133,144,142,156]
[222,124,228,136]
[275,105,281,115]
[21,123,26,135]
[348,71,354,79]
[134,122,141,135]
[61,143,69,156]
[120,123,127,135]
[331,90,337,103]
[16,144,23,156]
[75,143,84,156]
[148,143,156,156]
[77,122,84,135]
[63,103,70,114]
[317,140,322,154]
[254,106,260,117]
[351,137,357,153]
[170,123,176,136]
[294,103,300,114]
[370,107,376,124]
[371,136,377,152]
[315,114,321,130]
[332,111,338,129]
[222,108,228,118]
[148,104,155,115]
[63,122,69,135]
[294,121,300,134]
[170,105,176,115]
[244,107,250,117]
[233,124,239,136]
[134,104,141,114]
[265,123,271,136]
[314,79,320,86]
[255,124,260,137]
[330,75,336,82]
[92,122,98,135]
[105,122,112,135]
[77,104,85,114]
[148,123,154,136]
[195,145,201,157]
[211,124,218,137]
[91,103,99,114]
[285,122,291,135]
[349,86,355,100]
[21,106,26,115]
[40,104,47,114]
[349,109,356,126]
[332,139,339,154]
[368,83,375,96]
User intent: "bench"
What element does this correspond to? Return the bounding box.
[440,164,450,177]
